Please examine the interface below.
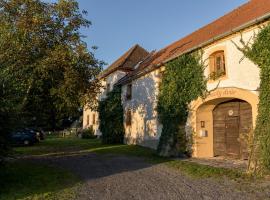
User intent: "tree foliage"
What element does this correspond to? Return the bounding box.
[0,0,102,131]
[235,24,270,173]
[0,0,102,158]
[98,86,125,144]
[157,53,207,157]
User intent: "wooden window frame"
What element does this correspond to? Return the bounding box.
[106,83,111,94]
[126,84,132,100]
[92,114,96,125]
[209,51,226,80]
[126,109,132,126]
[86,115,90,125]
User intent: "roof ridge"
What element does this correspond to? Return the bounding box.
[118,0,270,85]
[153,0,252,59]
[99,44,149,79]
[119,44,140,69]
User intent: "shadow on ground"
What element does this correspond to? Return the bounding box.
[34,151,167,181]
[0,160,80,200]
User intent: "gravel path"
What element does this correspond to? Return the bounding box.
[36,153,270,200]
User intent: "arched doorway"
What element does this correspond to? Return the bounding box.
[213,99,252,159]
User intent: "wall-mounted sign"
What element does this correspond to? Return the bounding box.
[199,130,208,137]
[207,88,237,99]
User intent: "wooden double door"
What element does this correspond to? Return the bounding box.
[213,100,252,159]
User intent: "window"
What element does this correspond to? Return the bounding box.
[92,114,96,125]
[86,115,90,125]
[126,84,132,100]
[126,109,132,126]
[209,51,226,80]
[106,83,111,94]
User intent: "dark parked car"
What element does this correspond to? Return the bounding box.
[8,130,38,146]
[24,128,45,141]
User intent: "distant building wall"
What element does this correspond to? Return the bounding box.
[122,69,163,149]
[83,70,127,135]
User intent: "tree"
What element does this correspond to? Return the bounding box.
[0,0,102,157]
[0,0,102,130]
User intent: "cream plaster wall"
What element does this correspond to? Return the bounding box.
[122,69,163,149]
[99,71,127,100]
[203,26,261,92]
[121,24,262,152]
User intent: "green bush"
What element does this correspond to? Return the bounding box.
[80,127,97,139]
[98,86,125,144]
[236,24,270,173]
[157,53,206,157]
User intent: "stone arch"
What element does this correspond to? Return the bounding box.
[188,87,259,158]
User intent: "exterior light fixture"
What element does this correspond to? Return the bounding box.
[201,121,205,128]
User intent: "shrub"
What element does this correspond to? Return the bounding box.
[80,127,96,139]
[98,86,125,144]
[235,24,270,173]
[157,53,206,157]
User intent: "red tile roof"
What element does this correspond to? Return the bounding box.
[118,0,270,84]
[99,44,149,78]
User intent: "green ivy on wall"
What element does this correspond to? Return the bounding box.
[235,24,270,173]
[98,86,125,144]
[157,53,207,157]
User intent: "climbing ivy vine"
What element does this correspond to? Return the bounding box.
[235,24,270,173]
[98,86,125,144]
[157,53,207,157]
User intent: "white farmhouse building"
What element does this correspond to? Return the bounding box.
[83,44,149,136]
[84,0,270,159]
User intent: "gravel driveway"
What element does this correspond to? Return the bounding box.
[37,153,270,200]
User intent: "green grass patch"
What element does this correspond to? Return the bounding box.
[13,137,247,180]
[14,137,108,156]
[0,161,80,200]
[14,137,169,163]
[166,160,245,180]
[93,144,170,163]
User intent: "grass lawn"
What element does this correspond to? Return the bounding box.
[13,136,110,156]
[0,161,80,200]
[14,136,247,180]
[14,136,164,161]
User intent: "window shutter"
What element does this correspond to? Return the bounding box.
[222,54,226,73]
[126,84,132,100]
[126,110,132,126]
[209,55,215,74]
[87,115,89,125]
[92,114,96,125]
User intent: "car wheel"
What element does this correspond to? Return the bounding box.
[23,140,30,146]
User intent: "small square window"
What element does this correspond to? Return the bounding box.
[126,109,132,126]
[106,83,111,93]
[86,115,90,125]
[126,84,132,100]
[92,114,96,125]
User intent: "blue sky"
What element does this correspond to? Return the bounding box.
[66,0,248,68]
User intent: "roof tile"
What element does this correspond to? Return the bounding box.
[119,0,270,84]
